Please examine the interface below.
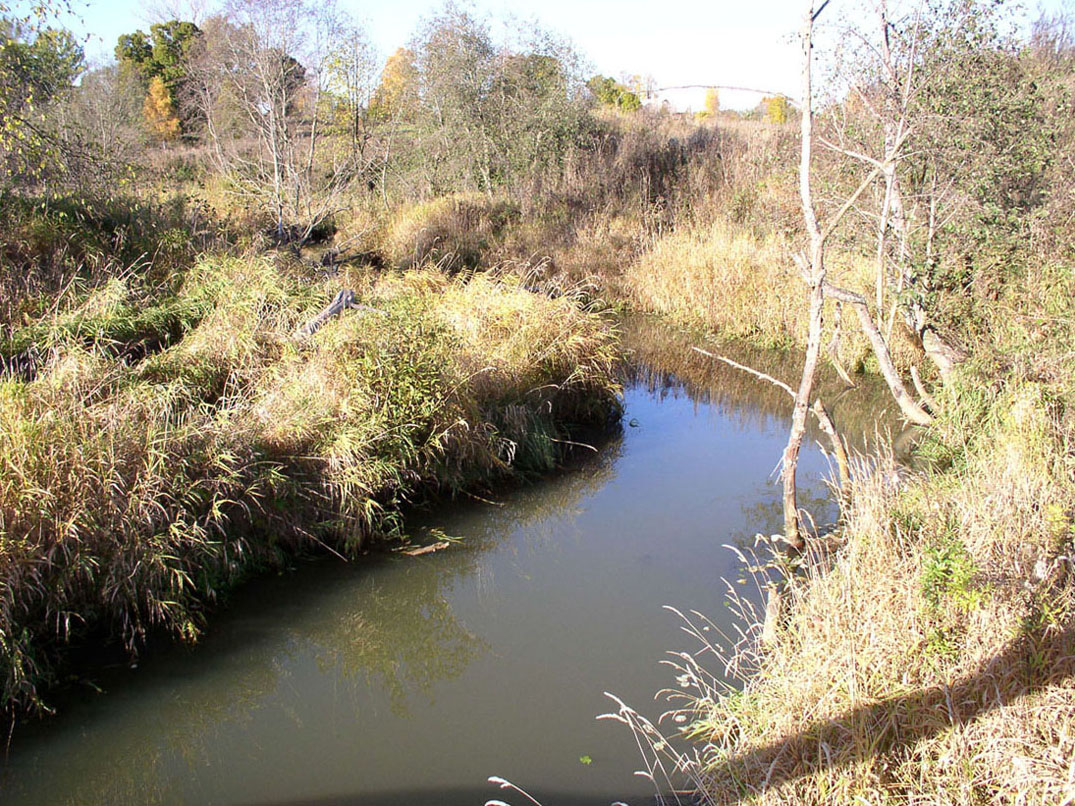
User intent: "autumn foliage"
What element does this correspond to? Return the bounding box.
[143,75,180,140]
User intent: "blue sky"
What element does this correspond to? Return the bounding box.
[30,0,1071,111]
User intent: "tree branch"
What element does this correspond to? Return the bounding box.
[294,288,387,340]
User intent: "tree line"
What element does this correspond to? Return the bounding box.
[0,1,667,242]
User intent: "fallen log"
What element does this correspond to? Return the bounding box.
[399,540,452,557]
[294,288,387,340]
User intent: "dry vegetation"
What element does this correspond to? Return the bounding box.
[0,241,619,713]
[651,373,1074,804]
[3,1,1075,800]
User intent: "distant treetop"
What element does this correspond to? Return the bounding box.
[586,74,641,112]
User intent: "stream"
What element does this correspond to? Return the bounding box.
[0,316,894,805]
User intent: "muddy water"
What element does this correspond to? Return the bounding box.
[0,317,894,805]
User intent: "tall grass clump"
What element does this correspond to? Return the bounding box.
[625,218,799,347]
[0,193,224,332]
[629,371,1074,805]
[623,217,912,373]
[0,255,620,715]
[381,194,520,271]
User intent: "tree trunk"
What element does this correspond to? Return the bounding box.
[783,261,825,551]
[824,282,932,425]
[782,0,829,552]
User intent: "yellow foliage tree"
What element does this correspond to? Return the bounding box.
[704,87,720,117]
[370,47,418,121]
[144,75,180,140]
[696,87,720,121]
[765,95,789,124]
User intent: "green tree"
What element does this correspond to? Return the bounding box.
[0,16,84,177]
[115,20,201,134]
[486,42,588,186]
[409,5,590,193]
[586,74,640,111]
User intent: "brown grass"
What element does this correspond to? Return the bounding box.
[622,216,921,375]
[0,256,620,714]
[637,373,1075,805]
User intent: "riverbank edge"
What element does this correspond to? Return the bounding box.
[0,259,624,719]
[628,312,1075,801]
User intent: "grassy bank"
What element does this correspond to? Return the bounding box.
[0,233,620,715]
[654,367,1073,804]
[605,142,1075,804]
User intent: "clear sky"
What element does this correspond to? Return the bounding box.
[30,0,1071,111]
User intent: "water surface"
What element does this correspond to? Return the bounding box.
[0,319,889,805]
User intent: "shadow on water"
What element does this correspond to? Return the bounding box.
[248,789,659,806]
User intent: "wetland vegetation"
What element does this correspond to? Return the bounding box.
[0,0,1073,803]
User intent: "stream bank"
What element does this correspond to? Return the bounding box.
[0,315,894,804]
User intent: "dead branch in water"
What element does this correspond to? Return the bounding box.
[691,347,851,503]
[399,540,452,557]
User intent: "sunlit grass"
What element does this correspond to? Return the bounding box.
[0,254,620,714]
[618,373,1075,805]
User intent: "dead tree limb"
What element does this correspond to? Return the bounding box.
[822,281,932,425]
[909,364,939,412]
[294,288,387,340]
[692,347,852,505]
[826,300,856,386]
[761,582,785,647]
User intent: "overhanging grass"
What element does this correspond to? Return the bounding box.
[664,373,1075,804]
[0,256,620,715]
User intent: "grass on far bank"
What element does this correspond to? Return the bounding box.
[621,215,923,374]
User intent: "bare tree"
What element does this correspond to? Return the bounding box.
[781,0,935,551]
[324,23,377,162]
[822,0,967,383]
[54,62,145,185]
[141,0,213,26]
[188,0,375,243]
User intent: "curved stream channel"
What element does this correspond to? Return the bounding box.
[0,317,894,805]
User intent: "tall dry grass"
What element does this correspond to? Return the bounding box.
[0,255,620,714]
[618,372,1074,805]
[380,193,520,271]
[622,216,921,375]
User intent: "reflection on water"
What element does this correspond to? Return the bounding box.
[620,313,900,456]
[0,317,893,806]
